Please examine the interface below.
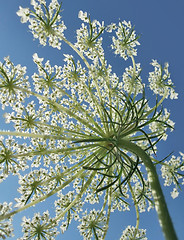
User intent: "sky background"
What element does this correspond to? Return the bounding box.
[0,0,184,239]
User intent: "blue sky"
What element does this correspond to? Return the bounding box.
[0,0,184,239]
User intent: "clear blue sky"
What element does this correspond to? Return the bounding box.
[0,0,184,239]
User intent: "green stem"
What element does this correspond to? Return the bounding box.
[60,36,91,69]
[128,55,136,98]
[14,143,99,159]
[121,164,140,238]
[144,90,168,118]
[0,130,51,139]
[52,169,97,223]
[59,36,109,132]
[118,138,178,240]
[14,86,104,136]
[128,180,140,239]
[102,187,112,240]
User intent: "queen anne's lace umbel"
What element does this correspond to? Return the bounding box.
[0,0,182,239]
[17,0,67,49]
[148,60,178,99]
[110,21,140,60]
[120,225,147,240]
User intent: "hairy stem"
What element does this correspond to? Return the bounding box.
[118,138,178,240]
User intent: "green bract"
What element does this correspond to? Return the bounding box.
[0,1,183,240]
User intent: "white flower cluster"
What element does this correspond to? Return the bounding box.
[18,211,59,240]
[0,56,30,110]
[88,61,120,103]
[75,10,105,62]
[55,190,83,233]
[0,136,29,182]
[120,225,147,240]
[149,108,175,141]
[0,202,14,239]
[78,10,89,23]
[161,152,184,199]
[84,176,104,204]
[4,101,41,134]
[15,168,51,207]
[78,209,107,240]
[17,0,66,49]
[32,53,62,96]
[16,6,30,23]
[148,60,178,99]
[111,21,140,60]
[110,182,130,212]
[61,54,88,100]
[122,63,143,95]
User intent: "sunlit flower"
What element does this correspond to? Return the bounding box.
[149,108,175,141]
[32,53,62,96]
[18,211,59,240]
[161,152,184,198]
[148,60,178,99]
[78,209,107,240]
[75,11,105,62]
[78,10,89,23]
[17,0,66,49]
[0,56,30,110]
[111,21,140,60]
[122,63,143,95]
[15,168,51,207]
[0,202,14,239]
[0,137,29,182]
[171,188,179,199]
[120,225,147,240]
[16,6,30,23]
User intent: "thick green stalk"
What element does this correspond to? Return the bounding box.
[118,138,178,240]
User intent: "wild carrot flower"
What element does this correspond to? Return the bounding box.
[17,0,66,49]
[18,211,59,240]
[111,21,140,60]
[148,60,178,99]
[0,56,30,110]
[120,225,147,240]
[75,10,105,62]
[78,209,107,240]
[0,202,13,239]
[0,1,182,240]
[161,152,184,199]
